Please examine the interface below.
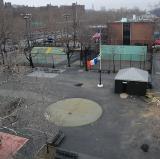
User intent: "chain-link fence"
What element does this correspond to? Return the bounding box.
[89,53,152,73]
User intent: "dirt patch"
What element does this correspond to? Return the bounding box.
[0,97,23,118]
[123,92,160,153]
[0,96,24,126]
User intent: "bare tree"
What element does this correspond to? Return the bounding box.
[0,8,13,65]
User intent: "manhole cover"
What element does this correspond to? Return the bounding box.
[74,83,83,87]
[45,98,102,127]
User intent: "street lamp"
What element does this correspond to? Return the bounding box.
[21,13,32,47]
[72,3,78,48]
[20,13,34,68]
[63,14,70,46]
[64,14,71,67]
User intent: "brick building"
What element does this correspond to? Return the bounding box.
[59,3,85,17]
[107,21,155,49]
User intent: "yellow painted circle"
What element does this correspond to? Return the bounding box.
[45,98,102,127]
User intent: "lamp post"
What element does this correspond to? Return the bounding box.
[21,13,34,68]
[64,14,71,67]
[72,3,78,48]
[21,13,32,46]
[63,14,70,46]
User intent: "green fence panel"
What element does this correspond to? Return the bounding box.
[31,47,66,65]
[101,45,147,61]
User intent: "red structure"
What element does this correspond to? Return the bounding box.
[0,132,28,159]
[107,21,155,49]
[154,39,160,45]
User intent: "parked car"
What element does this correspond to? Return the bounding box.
[47,36,54,43]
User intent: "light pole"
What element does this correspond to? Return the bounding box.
[21,13,34,68]
[63,14,70,46]
[21,13,32,46]
[64,14,71,67]
[72,3,78,48]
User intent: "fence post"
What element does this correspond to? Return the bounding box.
[84,47,88,71]
[140,55,142,69]
[52,55,55,68]
[66,44,71,67]
[113,54,115,73]
[150,50,153,74]
[80,45,83,67]
[130,54,132,67]
[120,54,121,69]
[143,53,145,69]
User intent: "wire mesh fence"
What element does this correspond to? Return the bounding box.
[89,53,152,73]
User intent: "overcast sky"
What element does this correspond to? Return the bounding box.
[4,0,160,10]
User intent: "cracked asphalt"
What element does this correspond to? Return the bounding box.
[0,63,160,159]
